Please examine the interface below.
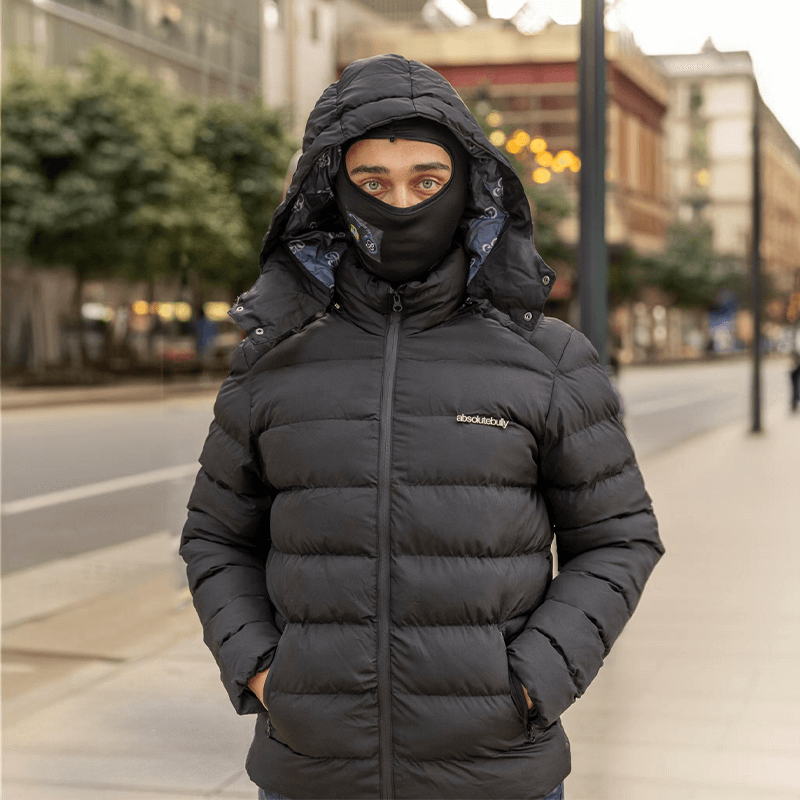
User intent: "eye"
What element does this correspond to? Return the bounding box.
[363,179,383,192]
[419,178,438,190]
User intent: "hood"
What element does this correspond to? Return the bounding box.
[229,54,555,346]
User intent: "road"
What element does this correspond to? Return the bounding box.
[1,395,215,574]
[1,356,793,574]
[618,356,791,459]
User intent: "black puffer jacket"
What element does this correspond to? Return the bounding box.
[181,54,664,800]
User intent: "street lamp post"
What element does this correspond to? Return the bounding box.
[579,0,608,366]
[751,79,763,434]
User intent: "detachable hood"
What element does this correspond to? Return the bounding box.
[229,54,555,349]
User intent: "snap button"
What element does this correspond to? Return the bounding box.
[255,328,264,335]
[524,312,533,321]
[542,275,551,286]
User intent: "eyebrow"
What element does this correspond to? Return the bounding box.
[411,161,451,173]
[350,164,390,175]
[349,161,452,176]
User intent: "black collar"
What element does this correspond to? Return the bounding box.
[333,244,470,335]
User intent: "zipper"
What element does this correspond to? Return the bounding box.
[377,288,403,799]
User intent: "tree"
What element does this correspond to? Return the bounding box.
[607,246,659,307]
[526,183,573,265]
[1,49,249,366]
[192,98,296,294]
[653,220,745,308]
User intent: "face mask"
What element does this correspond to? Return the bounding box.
[334,119,469,283]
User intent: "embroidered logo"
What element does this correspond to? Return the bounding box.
[346,211,382,260]
[457,413,509,429]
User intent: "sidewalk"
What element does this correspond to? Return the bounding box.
[2,403,799,799]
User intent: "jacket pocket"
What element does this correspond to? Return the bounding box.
[507,665,530,726]
[260,635,284,712]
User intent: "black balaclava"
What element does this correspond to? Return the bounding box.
[335,118,470,283]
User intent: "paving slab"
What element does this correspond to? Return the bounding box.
[3,627,257,797]
[1,530,180,628]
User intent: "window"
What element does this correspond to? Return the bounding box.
[541,95,576,111]
[689,82,703,113]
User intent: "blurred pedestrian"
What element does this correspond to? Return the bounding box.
[181,54,663,800]
[194,306,217,373]
[790,350,800,413]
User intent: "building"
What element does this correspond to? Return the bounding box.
[338,17,670,335]
[1,0,265,100]
[655,42,800,335]
[263,0,338,136]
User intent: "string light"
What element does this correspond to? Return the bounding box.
[555,150,574,168]
[533,168,552,184]
[512,129,531,147]
[486,111,503,128]
[529,138,547,154]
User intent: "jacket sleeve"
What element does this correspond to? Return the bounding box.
[179,343,280,715]
[507,329,664,727]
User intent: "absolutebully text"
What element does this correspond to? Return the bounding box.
[456,413,509,429]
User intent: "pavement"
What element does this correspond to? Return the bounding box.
[2,390,799,799]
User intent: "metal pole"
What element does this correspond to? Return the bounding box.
[751,79,762,433]
[579,0,608,366]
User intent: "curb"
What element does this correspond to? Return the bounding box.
[1,379,222,411]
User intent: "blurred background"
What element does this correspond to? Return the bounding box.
[1,2,799,799]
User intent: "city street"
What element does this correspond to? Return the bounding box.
[2,356,798,799]
[3,1,800,796]
[1,355,793,573]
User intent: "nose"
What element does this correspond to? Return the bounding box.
[386,185,418,208]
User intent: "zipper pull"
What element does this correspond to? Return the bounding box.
[391,289,403,313]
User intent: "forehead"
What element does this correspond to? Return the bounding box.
[345,138,451,172]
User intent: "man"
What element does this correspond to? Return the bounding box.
[180,54,664,800]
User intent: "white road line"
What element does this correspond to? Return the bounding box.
[1,463,200,516]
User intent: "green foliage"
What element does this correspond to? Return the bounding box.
[653,221,745,308]
[1,61,80,260]
[605,222,746,308]
[1,48,290,297]
[526,183,572,264]
[608,246,658,306]
[192,98,296,291]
